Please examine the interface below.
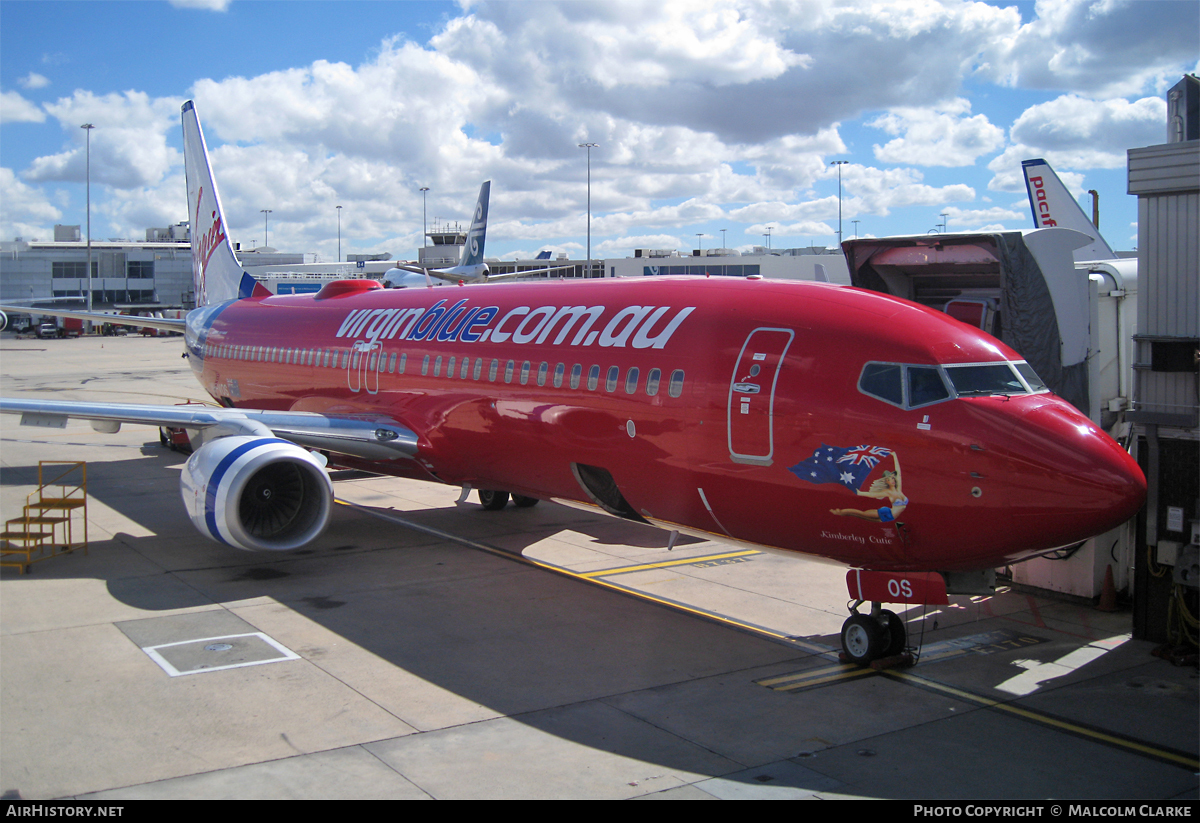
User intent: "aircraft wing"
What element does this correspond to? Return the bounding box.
[0,304,186,333]
[484,263,580,280]
[0,398,419,462]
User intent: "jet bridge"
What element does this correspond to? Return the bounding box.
[844,228,1140,601]
[843,227,1136,427]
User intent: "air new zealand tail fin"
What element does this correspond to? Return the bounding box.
[181,100,268,305]
[459,181,490,268]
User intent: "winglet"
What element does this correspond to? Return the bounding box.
[182,100,263,305]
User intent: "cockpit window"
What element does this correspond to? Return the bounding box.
[859,363,904,406]
[859,360,1043,409]
[908,366,950,407]
[943,364,1026,396]
[1015,362,1048,393]
[859,362,948,409]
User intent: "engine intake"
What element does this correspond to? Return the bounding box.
[180,436,333,551]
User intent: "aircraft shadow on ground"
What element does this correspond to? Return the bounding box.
[3,453,842,792]
[7,453,1186,798]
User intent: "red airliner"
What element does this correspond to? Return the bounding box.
[0,102,1146,664]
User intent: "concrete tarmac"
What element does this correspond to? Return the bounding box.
[1,333,1196,800]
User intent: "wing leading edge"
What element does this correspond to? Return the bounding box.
[0,398,419,462]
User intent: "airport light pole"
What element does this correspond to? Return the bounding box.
[852,219,860,239]
[721,228,727,251]
[940,213,949,233]
[82,123,94,328]
[579,143,597,277]
[261,209,272,249]
[830,160,847,245]
[336,205,342,262]
[696,233,703,254]
[419,187,429,256]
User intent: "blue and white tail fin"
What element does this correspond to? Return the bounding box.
[1021,158,1116,262]
[459,181,490,268]
[182,100,267,306]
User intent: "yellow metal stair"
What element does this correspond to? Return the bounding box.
[2,461,88,574]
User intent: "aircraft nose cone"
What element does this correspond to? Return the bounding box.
[1006,402,1146,544]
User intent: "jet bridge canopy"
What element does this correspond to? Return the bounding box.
[843,228,1095,414]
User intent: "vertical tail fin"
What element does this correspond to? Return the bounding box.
[181,101,264,305]
[1021,158,1116,262]
[459,181,490,268]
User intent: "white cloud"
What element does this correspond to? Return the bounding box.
[0,167,63,241]
[1008,94,1165,164]
[7,0,1184,257]
[869,98,1005,166]
[25,91,180,188]
[987,94,1165,191]
[977,0,1198,97]
[18,73,50,90]
[168,0,232,10]
[0,91,46,124]
[942,204,1025,231]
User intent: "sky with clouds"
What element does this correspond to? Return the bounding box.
[0,0,1196,263]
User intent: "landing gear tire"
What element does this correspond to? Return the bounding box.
[841,614,888,665]
[511,495,539,508]
[478,489,509,510]
[881,609,907,658]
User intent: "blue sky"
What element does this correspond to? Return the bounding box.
[1,0,1196,263]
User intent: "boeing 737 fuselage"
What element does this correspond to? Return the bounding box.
[0,102,1147,665]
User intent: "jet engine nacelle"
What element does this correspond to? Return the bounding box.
[180,436,333,551]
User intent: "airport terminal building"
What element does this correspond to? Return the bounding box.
[0,223,307,315]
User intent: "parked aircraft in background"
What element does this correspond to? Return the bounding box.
[0,102,1147,665]
[1022,158,1118,262]
[383,183,577,288]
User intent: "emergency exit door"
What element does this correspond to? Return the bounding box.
[727,327,793,466]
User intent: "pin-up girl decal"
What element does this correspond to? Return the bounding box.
[789,445,909,522]
[829,455,907,522]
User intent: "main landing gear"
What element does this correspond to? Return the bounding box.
[840,602,907,666]
[477,489,539,510]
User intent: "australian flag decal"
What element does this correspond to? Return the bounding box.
[789,444,893,491]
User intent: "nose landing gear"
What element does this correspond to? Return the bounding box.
[840,602,908,666]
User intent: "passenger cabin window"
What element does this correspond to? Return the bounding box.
[646,369,661,397]
[587,365,600,391]
[668,369,685,398]
[605,366,619,392]
[570,364,582,389]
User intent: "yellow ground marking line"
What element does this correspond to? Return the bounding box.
[578,549,761,578]
[337,500,1199,771]
[758,663,876,691]
[336,499,798,643]
[884,670,1200,771]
